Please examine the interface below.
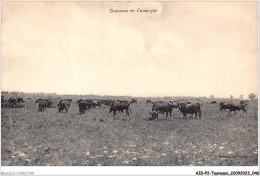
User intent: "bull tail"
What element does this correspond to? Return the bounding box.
[129,107,132,114]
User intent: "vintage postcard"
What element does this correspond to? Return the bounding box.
[1,1,258,175]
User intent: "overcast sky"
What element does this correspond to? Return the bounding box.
[2,2,258,98]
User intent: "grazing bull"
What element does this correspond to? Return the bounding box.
[109,100,135,118]
[219,102,230,112]
[219,102,247,115]
[8,97,17,108]
[77,99,87,114]
[151,101,175,119]
[59,99,72,109]
[83,99,101,111]
[57,101,70,113]
[229,104,247,115]
[35,98,52,111]
[211,101,217,104]
[179,103,201,119]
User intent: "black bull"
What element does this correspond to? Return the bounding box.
[151,101,179,119]
[109,100,135,117]
[219,103,247,115]
[179,103,201,119]
[76,99,101,114]
[77,99,87,114]
[57,101,70,113]
[38,102,46,112]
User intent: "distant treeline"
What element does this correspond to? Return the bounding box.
[1,91,251,101]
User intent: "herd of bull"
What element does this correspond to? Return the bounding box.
[3,97,25,108]
[2,96,249,120]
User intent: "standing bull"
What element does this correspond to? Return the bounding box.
[59,99,72,109]
[179,102,201,119]
[77,99,87,114]
[57,101,70,113]
[150,101,175,119]
[218,102,230,112]
[219,102,247,115]
[8,97,17,108]
[38,101,46,112]
[109,100,135,118]
[35,98,52,111]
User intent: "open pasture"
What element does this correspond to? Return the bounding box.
[1,98,258,166]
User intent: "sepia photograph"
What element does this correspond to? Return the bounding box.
[1,0,258,174]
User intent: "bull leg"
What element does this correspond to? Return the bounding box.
[166,111,168,119]
[83,107,85,114]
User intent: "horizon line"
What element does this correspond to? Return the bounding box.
[1,90,257,100]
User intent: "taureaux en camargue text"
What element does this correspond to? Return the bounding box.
[110,8,157,14]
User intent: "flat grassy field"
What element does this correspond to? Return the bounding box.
[1,97,258,166]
